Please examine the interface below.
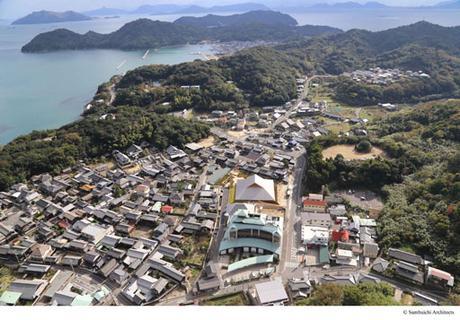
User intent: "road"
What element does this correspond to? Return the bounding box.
[278,153,306,277]
[271,75,334,130]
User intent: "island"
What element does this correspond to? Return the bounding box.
[12,10,92,25]
[21,11,341,52]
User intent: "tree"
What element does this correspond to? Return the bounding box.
[355,140,372,153]
[307,284,344,305]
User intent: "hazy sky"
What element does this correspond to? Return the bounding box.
[0,0,444,19]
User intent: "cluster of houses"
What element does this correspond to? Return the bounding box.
[298,193,380,267]
[371,248,455,291]
[0,140,231,306]
[204,138,295,183]
[203,105,296,132]
[344,67,430,85]
[0,120,305,306]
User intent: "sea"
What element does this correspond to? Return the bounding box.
[0,9,459,144]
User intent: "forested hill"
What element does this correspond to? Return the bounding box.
[112,21,460,113]
[279,21,460,73]
[173,10,297,27]
[21,11,341,52]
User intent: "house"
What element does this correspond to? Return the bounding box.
[161,205,174,215]
[371,257,390,273]
[328,204,347,217]
[83,251,101,267]
[127,274,169,304]
[320,274,356,286]
[180,217,214,235]
[135,184,150,197]
[61,255,82,267]
[126,144,143,158]
[166,145,186,160]
[0,222,16,243]
[80,224,113,244]
[254,278,289,306]
[331,229,349,242]
[335,248,357,267]
[148,257,185,282]
[7,279,48,301]
[363,242,379,258]
[158,244,183,260]
[197,277,221,293]
[113,150,131,166]
[29,244,54,262]
[301,226,329,246]
[394,261,425,284]
[426,267,454,288]
[110,267,130,285]
[169,192,184,206]
[153,222,169,239]
[235,175,276,203]
[288,278,313,298]
[388,248,424,265]
[99,259,120,278]
[302,198,326,213]
[100,234,122,248]
[0,291,22,306]
[68,239,89,252]
[185,142,203,152]
[19,263,51,275]
[355,272,381,284]
[301,212,331,227]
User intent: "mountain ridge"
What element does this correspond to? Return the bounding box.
[12,10,92,25]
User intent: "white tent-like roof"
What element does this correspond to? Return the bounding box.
[235,174,276,202]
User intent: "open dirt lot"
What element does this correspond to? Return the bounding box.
[322,144,386,161]
[197,136,216,148]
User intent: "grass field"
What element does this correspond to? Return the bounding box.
[201,292,249,306]
[181,235,211,267]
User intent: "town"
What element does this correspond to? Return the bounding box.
[0,75,455,308]
[343,67,430,85]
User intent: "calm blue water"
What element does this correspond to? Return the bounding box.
[0,14,214,144]
[290,8,460,31]
[1,9,459,144]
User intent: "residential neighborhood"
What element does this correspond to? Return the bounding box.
[0,75,455,308]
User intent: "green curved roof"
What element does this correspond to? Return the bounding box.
[228,255,274,272]
[219,238,280,254]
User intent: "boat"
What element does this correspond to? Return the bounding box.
[142,49,150,60]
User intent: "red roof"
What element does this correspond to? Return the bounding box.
[331,230,349,242]
[57,219,70,230]
[161,205,173,214]
[303,199,326,207]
